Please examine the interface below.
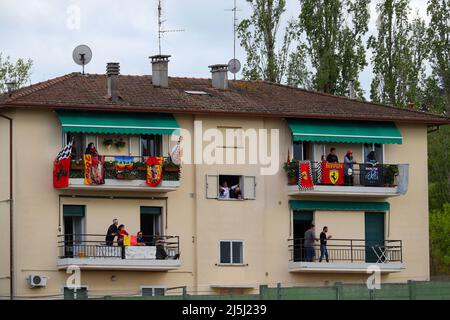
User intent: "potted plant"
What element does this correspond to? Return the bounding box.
[116,169,136,180]
[114,139,126,152]
[70,159,84,170]
[103,138,114,150]
[104,161,116,170]
[133,161,147,171]
[163,160,181,172]
[384,165,399,187]
[283,160,299,185]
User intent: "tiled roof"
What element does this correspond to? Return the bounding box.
[0,72,449,124]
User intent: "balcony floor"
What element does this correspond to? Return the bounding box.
[65,179,180,192]
[287,185,400,198]
[57,257,181,271]
[288,261,404,274]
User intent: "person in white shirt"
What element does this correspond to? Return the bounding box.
[219,181,239,199]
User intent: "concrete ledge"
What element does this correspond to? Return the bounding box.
[288,185,400,198]
[288,261,404,274]
[57,257,181,271]
[66,179,180,192]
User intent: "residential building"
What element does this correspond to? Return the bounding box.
[0,56,449,299]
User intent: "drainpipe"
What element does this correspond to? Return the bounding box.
[0,113,13,300]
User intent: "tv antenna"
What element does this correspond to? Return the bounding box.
[72,44,92,75]
[157,0,184,55]
[225,0,241,80]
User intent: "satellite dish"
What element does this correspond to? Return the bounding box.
[72,44,92,74]
[228,58,241,74]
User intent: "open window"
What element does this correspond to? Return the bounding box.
[293,141,312,161]
[140,134,163,157]
[206,175,256,200]
[364,143,384,164]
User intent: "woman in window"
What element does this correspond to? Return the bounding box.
[366,151,379,166]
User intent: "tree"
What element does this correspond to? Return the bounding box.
[0,53,33,93]
[430,203,450,275]
[237,0,310,87]
[368,0,428,107]
[427,0,450,114]
[298,0,370,97]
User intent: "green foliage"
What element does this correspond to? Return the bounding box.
[368,0,429,107]
[299,0,370,97]
[283,160,299,178]
[430,204,450,275]
[428,126,450,211]
[237,0,310,87]
[0,53,33,92]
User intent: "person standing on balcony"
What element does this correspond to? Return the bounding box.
[85,142,98,156]
[326,147,339,163]
[319,226,332,262]
[117,224,129,259]
[344,150,357,186]
[105,219,119,246]
[304,224,319,262]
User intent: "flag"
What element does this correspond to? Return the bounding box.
[84,155,105,185]
[299,161,314,190]
[321,162,344,185]
[287,149,291,165]
[53,142,73,188]
[115,156,134,171]
[169,138,182,165]
[146,157,164,187]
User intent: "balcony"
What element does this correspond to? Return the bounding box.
[288,238,404,274]
[57,234,181,271]
[66,156,181,192]
[286,161,409,198]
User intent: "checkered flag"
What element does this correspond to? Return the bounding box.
[56,141,73,161]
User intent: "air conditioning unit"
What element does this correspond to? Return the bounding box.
[28,275,48,288]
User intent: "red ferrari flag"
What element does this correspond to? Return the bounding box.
[321,162,344,185]
[299,161,314,190]
[53,141,73,188]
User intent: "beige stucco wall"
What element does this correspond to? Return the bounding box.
[1,108,431,298]
[0,115,11,297]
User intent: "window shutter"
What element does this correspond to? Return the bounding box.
[206,175,219,199]
[243,176,256,200]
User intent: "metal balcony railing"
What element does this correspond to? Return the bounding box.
[287,161,405,188]
[288,238,403,263]
[58,234,180,260]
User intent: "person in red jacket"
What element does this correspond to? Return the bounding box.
[117,224,129,259]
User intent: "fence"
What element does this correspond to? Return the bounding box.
[102,280,450,300]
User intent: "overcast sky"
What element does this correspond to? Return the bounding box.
[0,0,428,97]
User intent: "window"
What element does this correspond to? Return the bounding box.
[293,141,312,161]
[66,133,85,160]
[64,287,88,300]
[63,205,85,258]
[140,207,162,244]
[364,143,383,164]
[141,287,166,297]
[141,134,162,157]
[219,241,244,264]
[206,175,256,200]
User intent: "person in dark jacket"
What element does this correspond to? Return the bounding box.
[136,231,146,246]
[155,233,168,260]
[85,142,98,155]
[326,147,339,163]
[105,219,119,246]
[319,226,332,262]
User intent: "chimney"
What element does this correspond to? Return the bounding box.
[106,62,120,102]
[209,64,229,90]
[407,102,415,110]
[150,55,171,87]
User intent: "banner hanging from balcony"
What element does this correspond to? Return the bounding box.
[299,161,314,190]
[53,141,73,189]
[146,157,164,187]
[360,164,384,187]
[321,162,344,185]
[83,155,105,185]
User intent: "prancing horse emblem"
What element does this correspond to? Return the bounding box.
[329,170,339,185]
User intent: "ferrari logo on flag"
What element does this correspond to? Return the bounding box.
[329,170,340,185]
[146,157,164,187]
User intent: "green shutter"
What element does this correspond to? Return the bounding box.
[140,207,162,215]
[57,110,180,135]
[290,200,390,212]
[287,118,403,144]
[293,211,314,221]
[63,205,85,217]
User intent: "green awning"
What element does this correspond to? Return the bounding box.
[287,119,403,144]
[293,211,314,221]
[63,205,85,217]
[57,111,180,135]
[290,200,390,212]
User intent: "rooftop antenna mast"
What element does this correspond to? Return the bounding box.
[157,0,184,55]
[226,0,241,80]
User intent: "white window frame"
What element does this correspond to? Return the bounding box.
[362,143,385,164]
[62,286,89,299]
[140,286,167,297]
[207,174,256,201]
[218,240,245,265]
